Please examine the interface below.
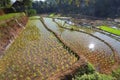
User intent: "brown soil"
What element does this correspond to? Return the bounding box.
[0,16,28,55]
[48,56,87,80]
[0,10,5,15]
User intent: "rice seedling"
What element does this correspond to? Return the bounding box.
[0,18,78,79]
[44,18,117,74]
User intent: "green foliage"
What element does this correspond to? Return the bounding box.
[74,63,95,77]
[32,0,57,14]
[74,72,115,80]
[0,0,11,8]
[112,67,120,80]
[100,26,120,36]
[73,63,115,80]
[23,0,33,8]
[49,13,55,17]
[33,0,120,17]
[0,13,25,21]
[27,9,36,16]
[11,0,33,13]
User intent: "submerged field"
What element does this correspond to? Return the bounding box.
[0,15,120,79]
[44,18,120,73]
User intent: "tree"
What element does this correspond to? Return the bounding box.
[94,0,120,17]
[21,0,33,15]
[27,9,36,16]
[12,1,24,12]
[0,0,11,8]
[22,0,33,8]
[11,0,34,15]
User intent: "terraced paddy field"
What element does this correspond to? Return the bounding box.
[43,18,120,74]
[100,26,120,36]
[0,16,120,79]
[0,17,80,79]
[54,19,120,55]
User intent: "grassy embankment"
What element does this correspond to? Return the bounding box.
[0,13,25,21]
[100,26,120,36]
[0,13,27,51]
[49,13,61,18]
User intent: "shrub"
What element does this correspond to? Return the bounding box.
[74,72,115,80]
[75,63,95,76]
[49,13,55,17]
[27,9,36,16]
[112,67,120,80]
[73,63,115,80]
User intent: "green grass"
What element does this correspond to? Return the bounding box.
[73,62,115,80]
[0,12,25,21]
[112,67,120,80]
[49,13,55,17]
[49,13,61,18]
[100,26,120,36]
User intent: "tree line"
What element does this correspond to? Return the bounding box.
[0,0,11,8]
[33,0,120,18]
[0,0,35,16]
[0,0,120,18]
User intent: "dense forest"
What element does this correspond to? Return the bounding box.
[33,0,120,18]
[0,0,120,18]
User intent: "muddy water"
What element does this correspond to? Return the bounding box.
[55,19,120,54]
[93,32,120,55]
[43,17,116,73]
[44,18,113,55]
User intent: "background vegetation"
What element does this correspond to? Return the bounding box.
[1,0,120,18]
[32,0,120,18]
[100,26,120,36]
[73,63,120,80]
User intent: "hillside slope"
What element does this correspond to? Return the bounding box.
[0,13,28,55]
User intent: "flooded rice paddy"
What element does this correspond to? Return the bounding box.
[43,17,119,73]
[0,16,120,79]
[55,18,120,55]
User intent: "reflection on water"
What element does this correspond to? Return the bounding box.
[61,30,112,54]
[93,32,120,55]
[44,18,113,55]
[89,43,95,51]
[43,17,117,73]
[55,18,120,55]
